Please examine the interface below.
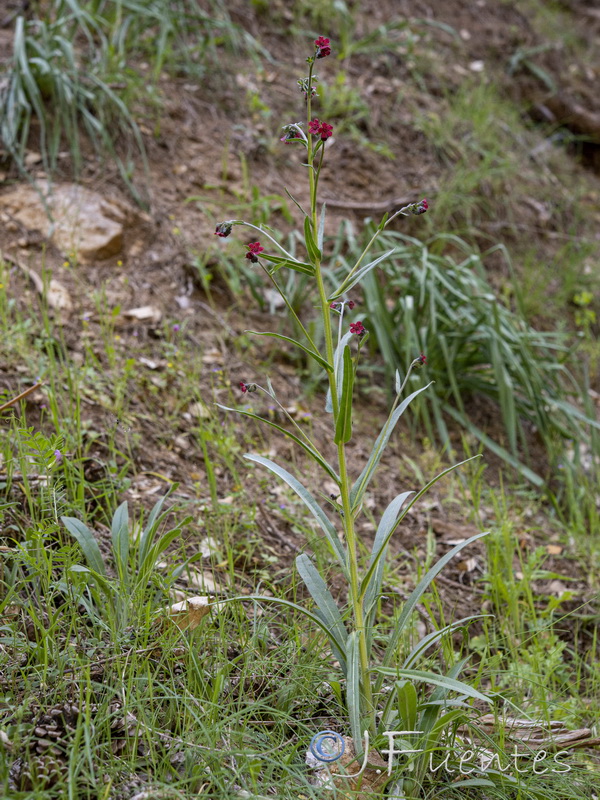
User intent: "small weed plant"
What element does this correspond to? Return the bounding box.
[213,36,511,796]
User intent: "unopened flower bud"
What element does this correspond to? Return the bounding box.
[215,221,233,237]
[412,199,429,215]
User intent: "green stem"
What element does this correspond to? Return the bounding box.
[338,441,375,732]
[307,57,374,732]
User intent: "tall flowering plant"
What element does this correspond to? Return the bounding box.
[216,37,489,782]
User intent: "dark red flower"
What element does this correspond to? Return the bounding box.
[240,381,248,393]
[319,122,333,140]
[245,242,264,263]
[416,353,427,366]
[347,300,355,310]
[315,36,331,58]
[412,198,429,215]
[239,382,257,393]
[308,118,333,140]
[349,321,366,336]
[215,221,233,237]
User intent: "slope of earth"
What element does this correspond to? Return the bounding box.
[0,0,598,730]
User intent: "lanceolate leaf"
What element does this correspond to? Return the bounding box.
[245,331,331,372]
[376,531,489,690]
[350,384,432,510]
[362,491,413,615]
[217,404,339,483]
[346,632,362,749]
[304,216,322,263]
[111,501,129,584]
[328,248,396,300]
[62,517,106,576]
[261,252,314,276]
[244,454,347,571]
[326,331,353,414]
[318,202,327,252]
[334,345,354,444]
[296,554,348,670]
[372,668,491,704]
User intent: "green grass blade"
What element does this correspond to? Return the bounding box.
[443,404,544,486]
[403,615,491,668]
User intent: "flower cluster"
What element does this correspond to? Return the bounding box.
[314,36,331,59]
[239,382,257,393]
[349,321,366,337]
[330,299,356,312]
[215,221,233,237]
[308,119,333,140]
[245,242,264,263]
[409,198,429,216]
[280,123,306,144]
[298,77,318,100]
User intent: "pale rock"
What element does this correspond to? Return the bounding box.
[0,181,131,262]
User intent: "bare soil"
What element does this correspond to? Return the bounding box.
[1,0,599,624]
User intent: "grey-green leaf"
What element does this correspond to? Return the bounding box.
[329,248,396,300]
[346,632,363,750]
[62,516,106,576]
[244,454,347,571]
[334,345,354,444]
[111,501,129,582]
[362,491,413,615]
[350,384,432,509]
[373,667,491,704]
[377,532,489,686]
[245,331,331,372]
[217,403,339,483]
[296,554,347,670]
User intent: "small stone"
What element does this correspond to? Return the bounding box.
[0,181,132,262]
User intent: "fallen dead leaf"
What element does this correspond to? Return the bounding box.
[166,596,211,631]
[47,279,73,311]
[124,305,162,323]
[457,556,478,573]
[188,400,211,419]
[546,544,563,555]
[202,348,224,365]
